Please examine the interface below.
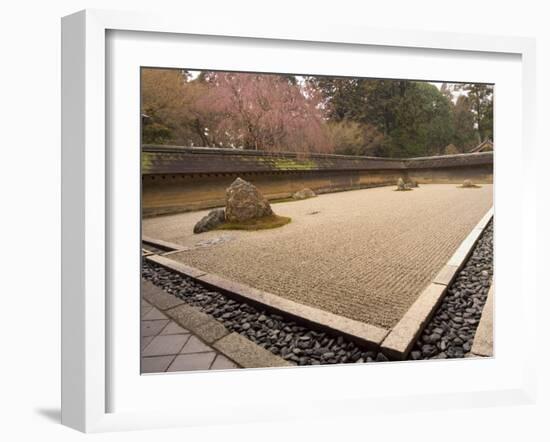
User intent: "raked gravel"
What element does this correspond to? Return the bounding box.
[143,184,493,329]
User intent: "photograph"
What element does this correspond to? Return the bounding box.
[139,68,494,373]
[4,0,546,438]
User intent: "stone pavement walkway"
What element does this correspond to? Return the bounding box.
[141,298,239,373]
[141,278,292,371]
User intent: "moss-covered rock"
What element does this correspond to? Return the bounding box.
[225,177,273,222]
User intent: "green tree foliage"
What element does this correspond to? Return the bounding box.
[385,82,454,157]
[142,118,172,144]
[313,79,457,157]
[306,77,366,122]
[451,95,479,151]
[455,84,494,142]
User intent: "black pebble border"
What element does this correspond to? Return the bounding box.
[409,220,493,360]
[142,261,388,365]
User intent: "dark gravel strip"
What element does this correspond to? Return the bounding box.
[408,220,493,360]
[142,261,389,365]
[142,243,170,254]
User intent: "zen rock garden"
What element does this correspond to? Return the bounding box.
[143,179,493,368]
[140,71,494,372]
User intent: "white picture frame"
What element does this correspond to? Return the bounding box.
[61,9,538,433]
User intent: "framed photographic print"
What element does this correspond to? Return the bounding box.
[61,9,537,432]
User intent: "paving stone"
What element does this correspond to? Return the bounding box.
[165,304,214,335]
[210,354,239,370]
[141,319,169,337]
[141,335,154,350]
[140,303,153,318]
[167,352,217,372]
[180,336,213,354]
[213,332,293,368]
[141,307,167,321]
[141,279,185,311]
[141,299,152,308]
[160,321,189,335]
[141,355,175,374]
[142,334,190,357]
[141,305,153,318]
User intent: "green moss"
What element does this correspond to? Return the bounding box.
[216,214,291,231]
[141,152,154,173]
[270,158,317,170]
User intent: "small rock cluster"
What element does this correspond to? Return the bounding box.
[395,177,413,191]
[409,221,493,360]
[460,179,480,188]
[292,188,316,200]
[141,261,389,365]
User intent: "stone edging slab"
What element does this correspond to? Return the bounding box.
[470,282,494,357]
[141,248,154,257]
[142,235,186,252]
[141,279,292,368]
[380,207,493,360]
[144,256,389,349]
[147,254,207,278]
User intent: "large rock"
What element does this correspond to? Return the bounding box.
[193,208,226,234]
[292,188,316,200]
[225,178,273,222]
